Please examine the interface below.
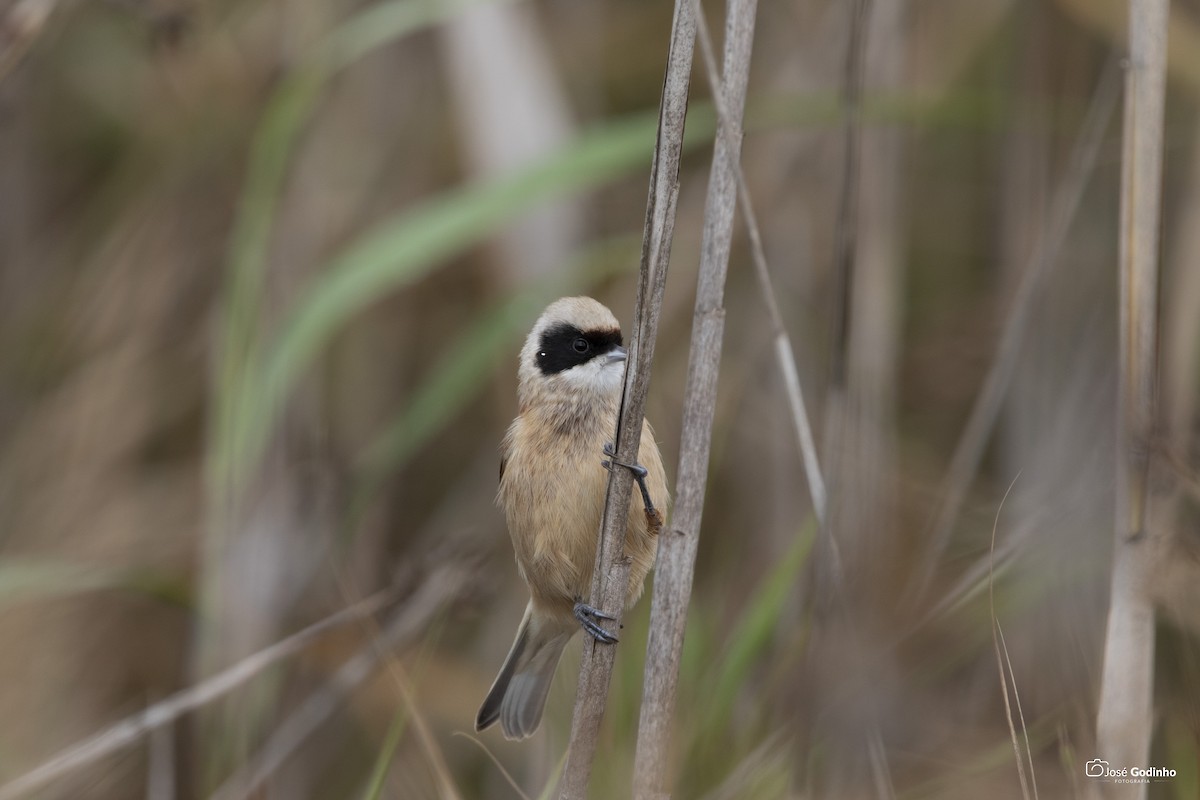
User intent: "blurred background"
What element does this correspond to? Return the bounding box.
[1,0,1199,797]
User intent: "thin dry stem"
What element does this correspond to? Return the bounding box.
[146,716,175,800]
[1096,0,1168,793]
[989,474,1037,800]
[631,0,758,795]
[556,0,696,794]
[690,3,891,796]
[0,585,404,800]
[453,734,534,800]
[209,565,469,800]
[700,6,830,527]
[726,31,828,529]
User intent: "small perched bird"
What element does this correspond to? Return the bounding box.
[475,296,668,740]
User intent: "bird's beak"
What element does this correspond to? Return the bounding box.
[605,346,628,365]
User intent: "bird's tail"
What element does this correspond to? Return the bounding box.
[475,602,571,740]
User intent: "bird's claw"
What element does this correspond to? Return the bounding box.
[601,441,648,479]
[601,442,658,520]
[574,600,619,644]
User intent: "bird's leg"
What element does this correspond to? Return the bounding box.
[573,598,619,644]
[602,442,664,534]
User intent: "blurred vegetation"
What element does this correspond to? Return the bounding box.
[1,0,1199,798]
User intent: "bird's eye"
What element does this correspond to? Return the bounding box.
[572,338,589,353]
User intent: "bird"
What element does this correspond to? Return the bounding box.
[475,296,668,740]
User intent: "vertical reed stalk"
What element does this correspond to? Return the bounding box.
[631,0,758,796]
[556,0,696,795]
[1096,1,1168,795]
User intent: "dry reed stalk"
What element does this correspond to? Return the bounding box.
[630,0,759,796]
[210,565,471,800]
[1096,0,1168,796]
[556,0,696,795]
[146,718,175,800]
[732,116,826,529]
[0,584,406,800]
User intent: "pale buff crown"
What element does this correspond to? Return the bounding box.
[532,296,620,340]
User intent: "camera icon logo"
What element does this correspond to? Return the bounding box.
[1085,759,1109,778]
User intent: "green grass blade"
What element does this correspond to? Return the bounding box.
[212,0,521,493]
[211,59,327,493]
[536,748,568,800]
[324,0,517,70]
[694,521,815,748]
[0,560,124,604]
[0,559,186,609]
[359,708,410,800]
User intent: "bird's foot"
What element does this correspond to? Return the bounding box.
[601,442,660,522]
[573,599,619,644]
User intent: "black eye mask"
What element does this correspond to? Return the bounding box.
[536,322,623,376]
